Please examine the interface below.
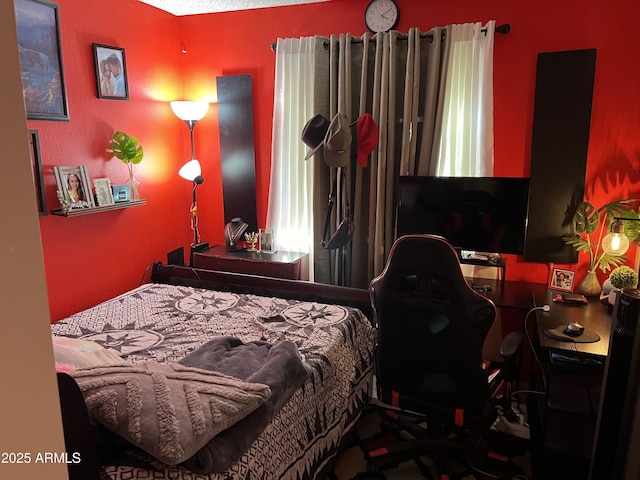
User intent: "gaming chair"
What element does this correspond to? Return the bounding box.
[367,234,525,478]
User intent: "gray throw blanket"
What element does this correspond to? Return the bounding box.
[178,337,313,473]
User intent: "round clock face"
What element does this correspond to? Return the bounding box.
[365,0,399,33]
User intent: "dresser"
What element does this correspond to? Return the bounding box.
[192,245,308,280]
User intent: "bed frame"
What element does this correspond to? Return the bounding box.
[58,262,374,480]
[150,262,374,320]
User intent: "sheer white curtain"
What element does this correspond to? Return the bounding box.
[266,37,322,280]
[268,21,496,286]
[436,20,495,176]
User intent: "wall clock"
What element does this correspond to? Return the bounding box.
[364,0,400,33]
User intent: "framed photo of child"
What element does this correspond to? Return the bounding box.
[550,268,575,292]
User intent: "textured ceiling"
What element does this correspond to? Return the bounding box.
[139,0,331,16]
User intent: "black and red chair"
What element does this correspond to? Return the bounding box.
[366,234,525,479]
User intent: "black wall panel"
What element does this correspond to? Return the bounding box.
[217,75,258,234]
[524,49,596,263]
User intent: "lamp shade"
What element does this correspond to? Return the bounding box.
[170,100,209,121]
[178,159,202,181]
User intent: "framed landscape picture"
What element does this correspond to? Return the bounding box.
[92,43,129,100]
[14,0,69,121]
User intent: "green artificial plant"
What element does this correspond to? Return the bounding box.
[562,199,640,274]
[609,265,639,289]
[110,131,143,199]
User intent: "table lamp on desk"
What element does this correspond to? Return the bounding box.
[600,217,640,256]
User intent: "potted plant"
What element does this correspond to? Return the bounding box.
[606,265,639,307]
[563,199,639,296]
[110,131,143,200]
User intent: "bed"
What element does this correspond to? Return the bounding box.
[50,262,375,480]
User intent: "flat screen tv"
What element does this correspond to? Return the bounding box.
[396,176,530,255]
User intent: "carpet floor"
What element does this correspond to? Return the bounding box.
[322,400,533,480]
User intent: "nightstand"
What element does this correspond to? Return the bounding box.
[192,245,308,280]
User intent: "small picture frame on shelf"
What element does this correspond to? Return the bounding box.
[549,268,575,292]
[93,177,114,206]
[259,228,276,254]
[53,165,95,209]
[112,185,131,203]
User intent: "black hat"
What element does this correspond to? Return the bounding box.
[301,114,330,160]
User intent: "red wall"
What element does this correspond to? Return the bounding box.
[38,0,640,321]
[34,0,187,321]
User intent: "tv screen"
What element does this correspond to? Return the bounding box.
[396,176,530,255]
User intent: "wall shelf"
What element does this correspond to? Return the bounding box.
[52,199,146,217]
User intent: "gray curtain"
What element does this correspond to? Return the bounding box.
[311,28,452,288]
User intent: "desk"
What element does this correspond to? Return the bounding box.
[192,245,309,280]
[467,278,547,312]
[466,278,547,368]
[530,291,612,478]
[464,278,612,476]
[536,292,611,359]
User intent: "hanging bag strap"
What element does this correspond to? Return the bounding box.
[321,176,338,248]
[322,168,354,249]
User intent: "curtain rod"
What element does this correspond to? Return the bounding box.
[271,23,510,51]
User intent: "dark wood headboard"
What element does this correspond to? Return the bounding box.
[150,262,374,323]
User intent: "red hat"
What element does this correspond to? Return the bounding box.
[356,114,379,167]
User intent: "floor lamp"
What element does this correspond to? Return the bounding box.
[171,100,209,264]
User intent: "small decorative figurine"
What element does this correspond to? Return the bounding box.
[244,231,259,252]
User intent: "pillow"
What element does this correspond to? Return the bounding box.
[52,336,128,369]
[70,361,271,465]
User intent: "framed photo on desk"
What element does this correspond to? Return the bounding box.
[550,268,575,292]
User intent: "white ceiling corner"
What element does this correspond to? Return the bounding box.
[139,0,331,16]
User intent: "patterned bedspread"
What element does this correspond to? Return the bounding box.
[51,283,375,480]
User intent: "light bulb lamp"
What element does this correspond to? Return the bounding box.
[178,159,205,246]
[171,100,209,257]
[602,217,640,256]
